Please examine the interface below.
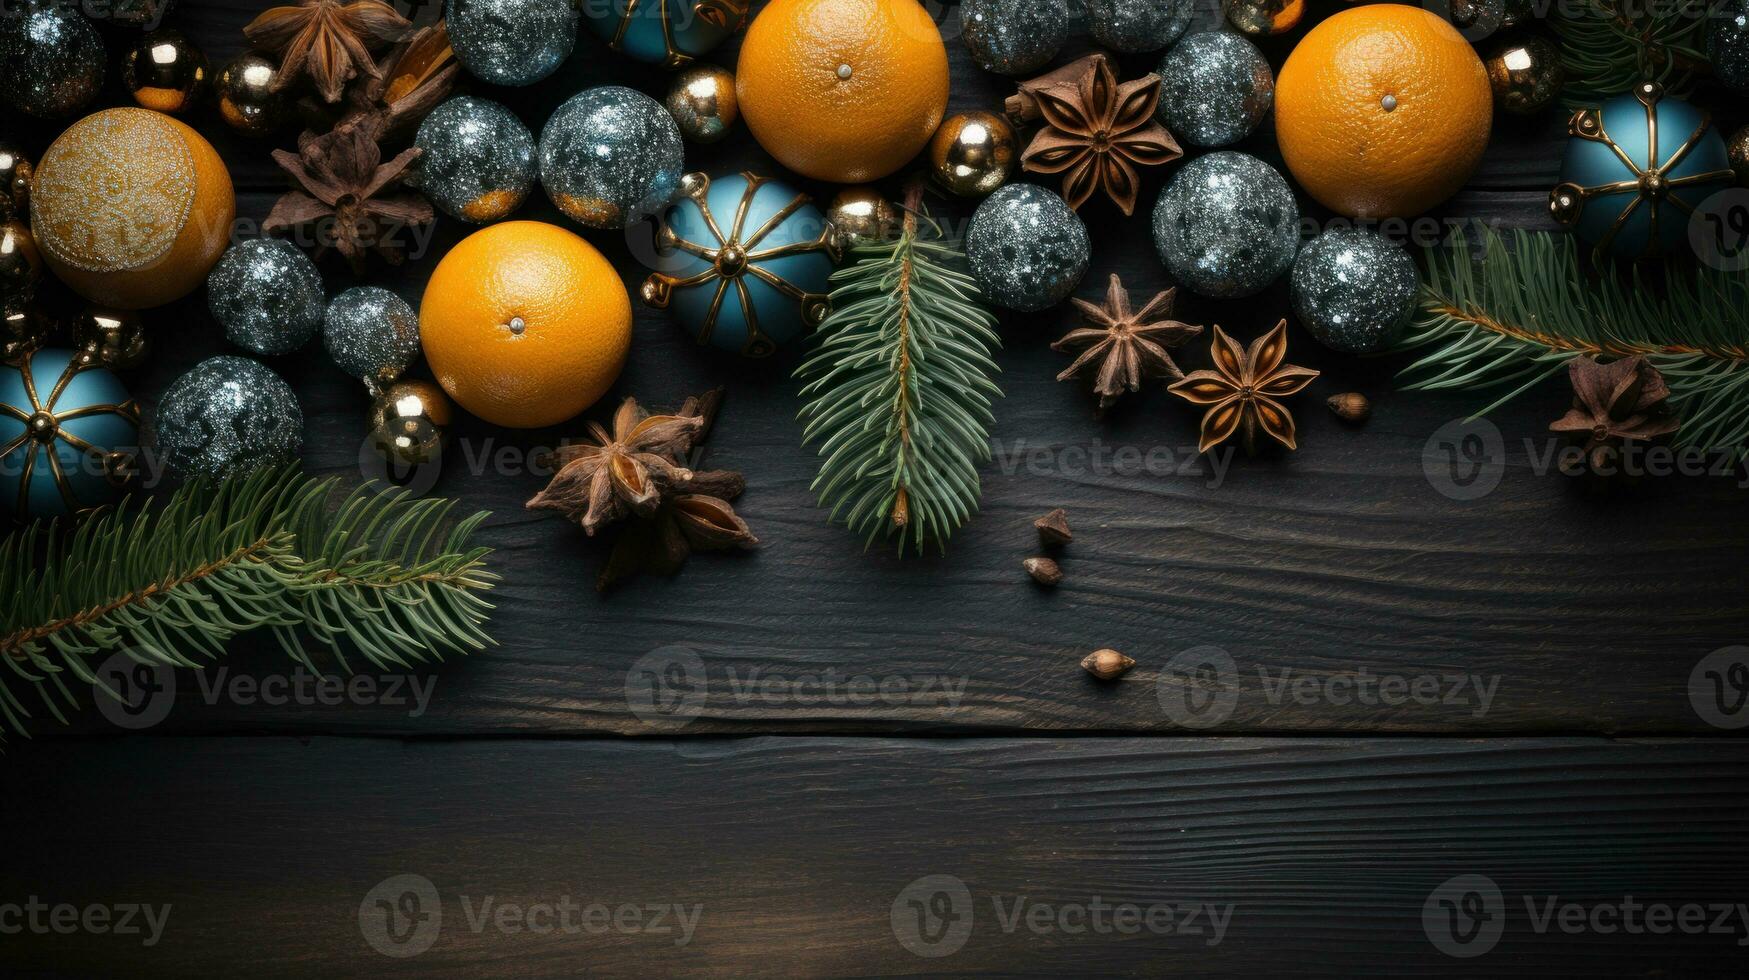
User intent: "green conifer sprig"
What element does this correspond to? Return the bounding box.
[0,468,497,741]
[1551,0,1712,108]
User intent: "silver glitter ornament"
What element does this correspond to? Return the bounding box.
[1157,32,1274,148]
[540,85,684,230]
[966,183,1090,312]
[1152,151,1299,299]
[1085,0,1192,53]
[0,7,105,118]
[1290,229,1418,354]
[324,287,420,386]
[207,239,326,356]
[446,0,578,86]
[414,96,537,224]
[960,0,1077,76]
[152,355,304,480]
[1709,0,1749,95]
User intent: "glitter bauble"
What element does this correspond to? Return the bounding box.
[415,96,537,224]
[123,29,208,116]
[0,220,42,314]
[1225,0,1304,38]
[215,50,287,137]
[1483,35,1564,116]
[960,0,1074,76]
[30,108,236,310]
[446,0,578,86]
[1729,125,1749,186]
[0,348,139,522]
[826,186,898,245]
[1152,151,1300,299]
[0,7,104,118]
[0,143,32,221]
[584,0,749,66]
[112,0,177,29]
[966,183,1090,312]
[930,111,1017,197]
[207,240,326,356]
[152,355,303,481]
[1290,229,1418,354]
[1157,32,1274,148]
[1086,0,1193,52]
[540,86,684,230]
[368,379,451,467]
[1709,0,1749,94]
[665,65,739,144]
[324,286,420,386]
[72,307,149,370]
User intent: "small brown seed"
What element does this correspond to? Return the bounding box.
[1023,556,1062,586]
[1080,648,1135,680]
[1034,507,1072,546]
[1327,392,1371,424]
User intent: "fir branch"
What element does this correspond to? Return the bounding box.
[795,197,1003,554]
[1551,0,1712,108]
[1396,225,1749,457]
[0,468,497,741]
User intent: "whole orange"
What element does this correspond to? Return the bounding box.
[419,221,631,429]
[736,0,950,183]
[1275,4,1492,219]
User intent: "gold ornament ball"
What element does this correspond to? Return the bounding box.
[1226,0,1305,37]
[1728,125,1749,187]
[826,186,898,245]
[123,29,209,116]
[369,379,452,466]
[2,307,53,362]
[665,65,739,144]
[0,143,30,221]
[216,50,288,137]
[73,307,150,369]
[1483,36,1566,116]
[928,111,1016,197]
[1,220,42,313]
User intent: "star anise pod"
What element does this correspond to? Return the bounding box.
[1169,321,1321,454]
[1549,355,1679,475]
[332,21,459,140]
[244,0,413,103]
[1054,274,1204,414]
[1020,56,1183,215]
[264,123,433,273]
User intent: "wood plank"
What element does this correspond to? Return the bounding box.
[2,736,1746,976]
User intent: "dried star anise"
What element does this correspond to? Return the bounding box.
[1549,355,1679,475]
[244,0,413,103]
[332,21,459,140]
[1019,56,1182,215]
[1169,321,1320,454]
[1054,274,1203,414]
[264,123,433,272]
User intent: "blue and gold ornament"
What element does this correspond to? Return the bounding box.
[584,0,750,68]
[0,347,139,521]
[1549,82,1734,262]
[642,172,840,357]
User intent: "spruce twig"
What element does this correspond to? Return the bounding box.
[1550,0,1712,108]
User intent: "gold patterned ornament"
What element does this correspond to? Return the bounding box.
[665,64,738,143]
[825,186,897,245]
[929,111,1017,197]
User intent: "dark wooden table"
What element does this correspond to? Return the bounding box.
[4,1,1748,976]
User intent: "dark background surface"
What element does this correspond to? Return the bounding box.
[2,0,1748,975]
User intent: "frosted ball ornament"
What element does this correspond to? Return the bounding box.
[446,0,578,86]
[540,86,685,230]
[1290,229,1419,354]
[207,240,326,356]
[966,183,1090,312]
[150,355,304,481]
[414,96,537,224]
[1152,152,1300,299]
[324,287,420,387]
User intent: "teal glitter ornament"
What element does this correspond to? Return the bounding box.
[642,172,840,358]
[1548,83,1734,262]
[584,0,751,68]
[0,347,139,522]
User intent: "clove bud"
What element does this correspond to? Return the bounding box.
[1023,556,1062,586]
[1033,507,1072,546]
[1080,648,1135,680]
[1326,392,1371,424]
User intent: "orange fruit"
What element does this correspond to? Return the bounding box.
[1275,4,1492,219]
[736,0,950,183]
[419,221,631,429]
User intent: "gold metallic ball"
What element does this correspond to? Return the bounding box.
[2,306,53,362]
[216,50,288,138]
[1484,36,1565,117]
[123,29,209,116]
[665,64,738,144]
[929,111,1016,197]
[73,307,150,369]
[1,220,42,314]
[1728,125,1749,187]
[826,186,898,245]
[0,143,30,221]
[1225,0,1305,37]
[369,379,452,466]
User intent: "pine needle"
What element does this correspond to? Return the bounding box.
[1550,0,1711,108]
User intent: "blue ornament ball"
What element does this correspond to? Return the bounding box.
[583,0,749,66]
[1290,229,1418,354]
[0,348,139,522]
[1551,85,1734,260]
[642,172,838,357]
[1152,151,1300,299]
[540,85,685,230]
[152,355,303,481]
[208,239,325,356]
[414,96,538,224]
[446,0,577,86]
[966,183,1090,312]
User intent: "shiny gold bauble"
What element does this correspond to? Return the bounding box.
[928,111,1016,197]
[826,186,898,245]
[1,306,53,362]
[368,379,452,466]
[72,307,149,369]
[1226,0,1305,37]
[1483,35,1565,116]
[1728,125,1749,187]
[0,220,42,313]
[0,144,30,221]
[123,29,209,115]
[216,50,288,137]
[665,64,739,144]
